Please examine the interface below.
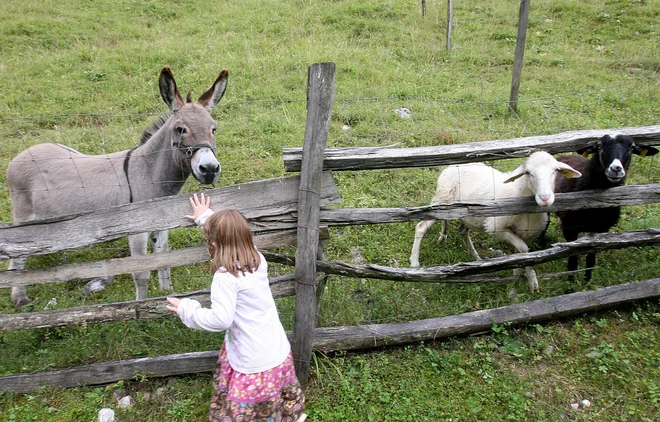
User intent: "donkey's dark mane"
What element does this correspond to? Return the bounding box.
[139,113,171,145]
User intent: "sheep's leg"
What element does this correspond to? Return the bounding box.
[129,233,151,300]
[9,258,30,309]
[151,230,173,292]
[536,217,552,249]
[495,229,538,292]
[410,219,437,267]
[458,223,481,261]
[584,252,596,282]
[562,229,580,282]
[437,220,448,243]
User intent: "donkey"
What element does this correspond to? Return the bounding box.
[6,66,228,308]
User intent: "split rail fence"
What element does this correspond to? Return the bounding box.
[2,63,660,392]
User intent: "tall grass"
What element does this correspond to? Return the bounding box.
[1,0,659,420]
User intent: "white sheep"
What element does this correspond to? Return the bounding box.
[409,151,582,292]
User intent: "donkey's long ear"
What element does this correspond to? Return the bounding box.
[198,69,228,112]
[159,67,185,112]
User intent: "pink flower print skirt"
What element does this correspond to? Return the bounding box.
[209,347,305,422]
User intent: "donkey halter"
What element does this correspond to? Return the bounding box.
[175,141,216,159]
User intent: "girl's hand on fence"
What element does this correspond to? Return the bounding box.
[166,297,181,314]
[184,193,211,221]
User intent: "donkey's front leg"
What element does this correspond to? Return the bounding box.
[129,233,151,300]
[9,258,30,309]
[151,230,173,292]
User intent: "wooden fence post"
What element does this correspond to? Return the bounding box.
[446,0,453,53]
[292,62,336,387]
[509,0,530,113]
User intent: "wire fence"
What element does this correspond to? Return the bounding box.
[2,76,659,326]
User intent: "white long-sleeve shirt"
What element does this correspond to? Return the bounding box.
[176,209,291,373]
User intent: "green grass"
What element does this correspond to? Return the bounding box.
[1,0,659,420]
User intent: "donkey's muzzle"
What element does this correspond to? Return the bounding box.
[199,162,221,184]
[191,148,221,184]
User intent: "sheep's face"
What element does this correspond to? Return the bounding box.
[598,135,635,184]
[580,134,658,184]
[505,151,582,208]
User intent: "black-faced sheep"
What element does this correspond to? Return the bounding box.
[554,134,658,282]
[410,151,582,292]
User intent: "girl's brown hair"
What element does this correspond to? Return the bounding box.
[203,209,260,277]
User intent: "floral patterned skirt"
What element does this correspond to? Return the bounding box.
[209,347,305,422]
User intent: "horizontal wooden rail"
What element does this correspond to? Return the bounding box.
[0,275,295,332]
[13,226,653,333]
[0,172,340,259]
[212,184,660,230]
[311,277,660,350]
[264,229,660,283]
[3,277,657,393]
[315,184,660,226]
[283,125,660,172]
[0,228,328,289]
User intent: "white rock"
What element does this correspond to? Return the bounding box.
[341,125,351,132]
[112,389,126,402]
[43,298,58,310]
[394,107,411,119]
[118,395,133,408]
[581,399,591,408]
[570,403,580,410]
[98,408,115,422]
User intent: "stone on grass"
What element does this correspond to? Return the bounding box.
[118,395,133,409]
[98,408,115,422]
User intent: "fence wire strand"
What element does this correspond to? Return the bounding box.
[2,76,659,328]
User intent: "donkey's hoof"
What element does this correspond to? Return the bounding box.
[14,298,32,310]
[83,278,108,296]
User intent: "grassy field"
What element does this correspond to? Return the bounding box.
[1,0,659,420]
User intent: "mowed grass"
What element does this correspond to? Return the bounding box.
[1,0,659,420]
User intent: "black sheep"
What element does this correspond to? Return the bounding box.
[554,134,658,282]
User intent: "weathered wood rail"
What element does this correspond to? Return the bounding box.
[266,229,660,283]
[0,172,340,260]
[257,183,660,227]
[0,274,296,332]
[3,277,658,393]
[5,229,654,333]
[2,61,659,392]
[2,183,656,289]
[0,230,299,289]
[283,125,660,172]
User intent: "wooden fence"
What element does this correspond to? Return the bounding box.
[2,62,660,392]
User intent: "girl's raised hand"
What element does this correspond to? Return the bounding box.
[166,296,181,314]
[184,192,211,221]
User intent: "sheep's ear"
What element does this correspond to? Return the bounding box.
[633,143,659,158]
[577,141,598,158]
[504,164,527,183]
[557,162,582,179]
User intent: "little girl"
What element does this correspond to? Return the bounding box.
[166,193,306,422]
